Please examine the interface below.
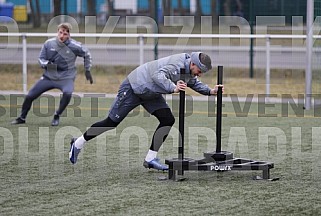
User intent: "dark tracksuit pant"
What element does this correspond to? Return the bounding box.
[20,76,74,119]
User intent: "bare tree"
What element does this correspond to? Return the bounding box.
[28,0,41,28]
[149,0,156,19]
[53,0,62,16]
[87,0,96,16]
[224,0,232,16]
[162,0,170,16]
[107,0,114,16]
[177,0,185,15]
[211,0,217,24]
[195,0,202,19]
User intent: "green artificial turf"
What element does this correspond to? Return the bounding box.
[1,95,321,215]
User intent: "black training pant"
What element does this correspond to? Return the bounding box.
[20,76,74,119]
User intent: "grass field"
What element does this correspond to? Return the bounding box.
[1,95,321,215]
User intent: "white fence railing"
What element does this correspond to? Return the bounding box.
[0,33,319,104]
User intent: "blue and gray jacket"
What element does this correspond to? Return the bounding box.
[127,53,212,99]
[38,37,92,80]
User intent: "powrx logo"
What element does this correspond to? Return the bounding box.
[210,165,232,171]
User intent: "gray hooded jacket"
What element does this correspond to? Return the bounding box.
[127,53,211,99]
[38,37,92,80]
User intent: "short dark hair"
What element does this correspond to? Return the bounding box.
[199,53,212,71]
[57,23,72,33]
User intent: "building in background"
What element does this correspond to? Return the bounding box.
[1,0,312,25]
